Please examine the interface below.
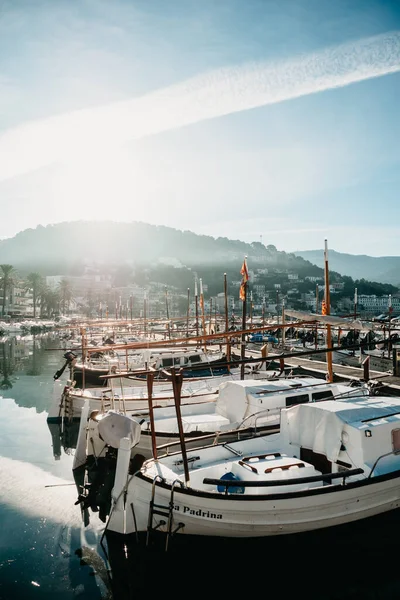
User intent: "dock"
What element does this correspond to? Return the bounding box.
[283,355,400,395]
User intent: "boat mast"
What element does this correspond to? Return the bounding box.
[324,240,333,382]
[186,287,190,338]
[195,278,199,337]
[199,278,207,351]
[240,256,248,380]
[224,273,231,366]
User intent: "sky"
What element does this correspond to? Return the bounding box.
[1,0,400,257]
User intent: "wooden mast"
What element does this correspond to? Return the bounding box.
[324,239,334,382]
[146,370,157,459]
[224,273,231,365]
[240,256,248,380]
[80,327,86,390]
[186,287,190,337]
[199,278,207,351]
[165,287,171,339]
[195,278,199,337]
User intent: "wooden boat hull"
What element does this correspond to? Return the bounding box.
[108,467,400,539]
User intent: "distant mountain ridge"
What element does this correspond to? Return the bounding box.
[0,220,294,274]
[0,221,399,286]
[293,249,400,286]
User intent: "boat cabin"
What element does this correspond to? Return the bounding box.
[279,395,400,477]
[214,378,363,429]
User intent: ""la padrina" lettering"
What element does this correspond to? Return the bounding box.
[173,505,223,519]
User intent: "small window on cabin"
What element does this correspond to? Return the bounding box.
[392,428,400,453]
[174,357,181,365]
[162,358,173,368]
[312,391,334,402]
[286,394,309,407]
[182,357,189,365]
[190,355,202,363]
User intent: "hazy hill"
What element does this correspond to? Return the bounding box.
[293,249,400,286]
[1,221,398,288]
[0,220,316,276]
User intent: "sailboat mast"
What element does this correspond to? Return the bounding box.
[324,240,333,382]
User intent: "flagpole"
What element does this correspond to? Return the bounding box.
[143,292,147,338]
[315,284,319,349]
[165,287,171,339]
[195,278,199,338]
[240,256,248,380]
[186,287,190,338]
[224,273,231,365]
[324,240,333,382]
[388,293,392,359]
[262,296,265,328]
[209,297,213,334]
[353,287,357,357]
[199,278,207,351]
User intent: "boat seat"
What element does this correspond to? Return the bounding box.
[264,463,305,473]
[238,453,282,473]
[228,456,322,495]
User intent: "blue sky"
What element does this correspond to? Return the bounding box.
[0,0,400,256]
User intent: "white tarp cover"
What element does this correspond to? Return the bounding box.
[283,402,344,462]
[284,309,373,332]
[215,378,332,423]
[282,397,400,462]
[215,379,304,422]
[98,410,142,449]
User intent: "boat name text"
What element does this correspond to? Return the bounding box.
[174,505,223,519]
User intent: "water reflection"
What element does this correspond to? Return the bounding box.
[47,419,81,461]
[0,338,17,389]
[0,333,111,599]
[0,335,45,389]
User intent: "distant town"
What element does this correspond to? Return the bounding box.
[1,259,398,322]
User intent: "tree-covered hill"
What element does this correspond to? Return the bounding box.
[294,249,400,286]
[0,220,316,275]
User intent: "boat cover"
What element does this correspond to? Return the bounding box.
[282,397,400,462]
[284,309,373,332]
[98,410,142,449]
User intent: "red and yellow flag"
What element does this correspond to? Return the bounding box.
[321,299,327,315]
[239,259,249,301]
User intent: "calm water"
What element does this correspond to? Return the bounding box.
[2,333,400,599]
[0,334,111,600]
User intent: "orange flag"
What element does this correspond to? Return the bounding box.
[239,259,249,301]
[321,299,327,315]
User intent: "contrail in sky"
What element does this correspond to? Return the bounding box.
[1,31,400,181]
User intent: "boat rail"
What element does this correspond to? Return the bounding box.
[156,426,259,455]
[203,467,364,491]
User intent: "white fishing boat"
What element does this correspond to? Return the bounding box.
[47,376,222,422]
[58,345,238,387]
[77,392,400,544]
[73,377,368,462]
[48,353,289,422]
[71,376,399,547]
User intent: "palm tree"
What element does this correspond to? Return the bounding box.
[0,264,16,317]
[26,272,44,318]
[58,279,74,315]
[40,286,60,318]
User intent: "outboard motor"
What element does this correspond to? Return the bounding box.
[54,351,77,380]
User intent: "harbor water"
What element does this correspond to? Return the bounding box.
[2,333,400,599]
